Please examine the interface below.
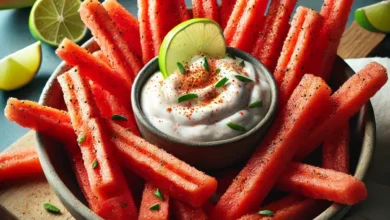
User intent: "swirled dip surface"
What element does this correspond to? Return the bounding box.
[141,56,271,142]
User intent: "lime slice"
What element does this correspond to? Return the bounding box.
[0,42,42,91]
[159,18,226,78]
[355,1,390,33]
[0,0,36,9]
[29,0,87,46]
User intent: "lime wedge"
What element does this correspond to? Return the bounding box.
[29,0,87,46]
[0,42,42,91]
[355,1,390,33]
[159,18,226,78]
[0,0,36,9]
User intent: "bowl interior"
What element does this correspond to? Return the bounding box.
[36,38,375,220]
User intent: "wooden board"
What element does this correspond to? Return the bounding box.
[338,21,386,59]
[0,20,386,220]
[0,131,73,220]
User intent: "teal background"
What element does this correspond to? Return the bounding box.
[0,0,381,150]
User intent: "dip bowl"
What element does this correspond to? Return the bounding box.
[131,47,279,170]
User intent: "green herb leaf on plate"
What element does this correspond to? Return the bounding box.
[92,159,99,169]
[215,77,229,88]
[235,75,254,83]
[43,203,61,214]
[178,93,198,103]
[77,135,86,144]
[154,188,164,201]
[111,114,128,121]
[177,62,186,74]
[258,210,274,216]
[203,57,210,72]
[249,101,263,108]
[149,203,160,211]
[239,60,245,67]
[216,68,221,73]
[227,122,246,132]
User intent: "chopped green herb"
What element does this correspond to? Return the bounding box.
[77,135,86,144]
[154,188,164,201]
[258,210,274,216]
[68,85,73,89]
[177,62,186,74]
[92,160,99,169]
[203,57,210,72]
[149,203,160,211]
[216,68,221,73]
[215,77,229,88]
[178,93,198,103]
[239,60,245,67]
[111,114,128,121]
[225,53,236,59]
[227,122,246,132]
[235,75,254,83]
[249,100,263,108]
[43,203,61,214]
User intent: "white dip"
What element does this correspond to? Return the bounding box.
[141,55,271,142]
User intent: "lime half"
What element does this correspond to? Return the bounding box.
[159,18,226,78]
[0,0,36,9]
[29,0,87,46]
[355,1,390,33]
[0,42,42,91]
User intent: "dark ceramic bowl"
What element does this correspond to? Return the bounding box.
[131,47,278,170]
[36,39,375,220]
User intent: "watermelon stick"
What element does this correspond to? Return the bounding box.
[103,0,142,60]
[0,148,42,182]
[239,195,329,220]
[192,0,220,23]
[295,62,388,160]
[274,7,324,106]
[211,74,333,220]
[322,124,350,173]
[66,143,104,213]
[56,39,131,104]
[139,183,170,220]
[149,0,189,55]
[306,0,354,80]
[92,51,110,65]
[89,81,140,136]
[65,142,134,219]
[4,98,75,143]
[91,52,140,135]
[80,0,142,82]
[58,71,138,218]
[138,0,155,64]
[4,99,367,206]
[107,121,217,207]
[171,199,208,220]
[220,0,237,29]
[138,0,189,64]
[0,137,133,218]
[224,0,268,52]
[5,99,218,208]
[276,162,367,205]
[251,0,298,73]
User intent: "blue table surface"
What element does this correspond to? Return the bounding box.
[0,0,381,150]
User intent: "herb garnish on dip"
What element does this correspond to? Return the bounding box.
[141,19,270,142]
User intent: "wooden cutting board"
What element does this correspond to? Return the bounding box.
[0,21,386,220]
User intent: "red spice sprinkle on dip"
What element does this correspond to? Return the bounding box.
[141,55,270,142]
